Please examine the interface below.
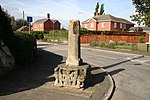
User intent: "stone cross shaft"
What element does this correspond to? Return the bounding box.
[66,20,82,66]
[54,20,91,88]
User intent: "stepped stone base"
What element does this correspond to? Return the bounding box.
[54,63,91,88]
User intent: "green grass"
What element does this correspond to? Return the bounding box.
[115,44,149,52]
[90,41,150,52]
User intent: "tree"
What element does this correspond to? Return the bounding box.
[100,4,104,15]
[94,2,99,16]
[130,0,150,26]
[15,19,29,30]
[1,8,29,31]
[2,9,17,31]
[94,2,105,16]
[0,5,15,53]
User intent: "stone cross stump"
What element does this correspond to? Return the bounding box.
[54,20,91,88]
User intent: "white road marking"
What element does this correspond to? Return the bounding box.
[83,53,117,60]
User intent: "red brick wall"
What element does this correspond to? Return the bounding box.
[86,19,97,30]
[53,21,60,30]
[44,20,53,31]
[80,34,149,44]
[110,21,134,31]
[32,22,44,31]
[97,21,110,31]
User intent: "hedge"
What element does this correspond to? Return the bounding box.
[14,32,37,66]
[80,30,146,36]
[44,30,68,42]
[30,31,48,40]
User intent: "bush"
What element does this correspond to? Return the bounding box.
[14,32,37,66]
[90,41,117,49]
[90,41,98,47]
[80,29,146,36]
[30,31,48,40]
[44,30,68,43]
[117,41,127,45]
[138,37,144,43]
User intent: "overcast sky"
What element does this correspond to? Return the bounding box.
[0,0,136,28]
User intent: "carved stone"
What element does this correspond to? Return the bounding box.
[54,20,91,88]
[54,63,91,88]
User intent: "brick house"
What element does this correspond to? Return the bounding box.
[32,13,61,31]
[16,26,29,31]
[82,14,134,31]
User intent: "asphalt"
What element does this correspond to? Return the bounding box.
[0,47,114,100]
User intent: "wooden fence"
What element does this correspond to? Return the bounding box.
[80,34,149,44]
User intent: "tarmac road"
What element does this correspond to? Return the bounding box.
[39,41,150,100]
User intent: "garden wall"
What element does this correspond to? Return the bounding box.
[80,33,149,44]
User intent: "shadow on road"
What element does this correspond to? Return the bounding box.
[108,68,125,76]
[0,48,63,96]
[87,67,125,88]
[102,60,129,70]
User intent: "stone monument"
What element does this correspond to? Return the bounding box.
[54,20,91,88]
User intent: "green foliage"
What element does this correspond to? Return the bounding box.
[14,32,37,66]
[117,41,127,45]
[94,2,105,16]
[0,6,15,54]
[44,30,68,42]
[80,30,146,36]
[94,2,99,16]
[138,36,144,43]
[90,41,117,49]
[131,0,150,26]
[15,19,29,30]
[30,31,48,40]
[100,4,104,15]
[0,6,36,67]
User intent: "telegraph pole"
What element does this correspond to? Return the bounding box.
[23,11,25,32]
[23,11,24,26]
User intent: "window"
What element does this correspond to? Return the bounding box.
[91,23,94,28]
[120,23,123,28]
[114,22,117,28]
[34,25,37,28]
[40,24,43,28]
[124,24,126,29]
[84,24,87,28]
[102,22,105,28]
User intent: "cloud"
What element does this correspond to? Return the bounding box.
[0,0,137,28]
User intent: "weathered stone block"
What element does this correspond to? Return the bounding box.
[54,63,91,88]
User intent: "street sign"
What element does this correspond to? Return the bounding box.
[27,16,33,22]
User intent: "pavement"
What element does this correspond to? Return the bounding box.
[0,45,114,100]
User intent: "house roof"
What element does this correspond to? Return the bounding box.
[33,18,59,24]
[129,27,150,32]
[82,19,90,24]
[16,26,29,31]
[82,14,134,25]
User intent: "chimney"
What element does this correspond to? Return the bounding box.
[96,12,99,17]
[47,13,50,19]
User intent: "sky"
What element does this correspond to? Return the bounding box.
[0,0,137,28]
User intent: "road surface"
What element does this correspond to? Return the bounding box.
[38,41,150,100]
